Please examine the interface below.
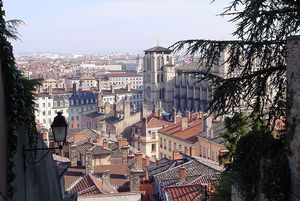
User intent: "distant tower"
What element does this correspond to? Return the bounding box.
[143,46,175,112]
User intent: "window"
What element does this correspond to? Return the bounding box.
[86,99,89,104]
[65,100,69,106]
[173,143,176,150]
[179,145,182,151]
[169,141,171,151]
[164,139,167,150]
[43,103,46,108]
[152,132,156,139]
[42,111,46,116]
[48,111,51,115]
[53,101,57,107]
[160,138,163,148]
[151,144,156,152]
[48,102,51,107]
[70,100,74,105]
[60,101,63,106]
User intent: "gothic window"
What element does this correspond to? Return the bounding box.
[156,57,160,70]
[146,86,151,99]
[161,57,164,67]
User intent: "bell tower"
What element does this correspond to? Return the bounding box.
[143,46,175,112]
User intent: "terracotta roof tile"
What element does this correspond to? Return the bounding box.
[67,174,103,196]
[164,184,205,201]
[158,118,203,143]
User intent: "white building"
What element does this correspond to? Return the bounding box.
[102,72,143,90]
[35,94,55,129]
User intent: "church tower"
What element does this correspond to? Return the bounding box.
[143,46,175,112]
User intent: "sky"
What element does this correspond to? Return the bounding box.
[3,0,235,54]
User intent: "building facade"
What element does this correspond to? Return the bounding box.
[143,46,175,112]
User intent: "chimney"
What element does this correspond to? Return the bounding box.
[172,107,176,123]
[103,138,109,149]
[123,95,130,119]
[121,145,129,164]
[48,85,53,95]
[104,102,111,114]
[142,117,147,135]
[98,80,102,92]
[190,146,196,157]
[69,144,77,167]
[157,100,163,118]
[127,154,135,166]
[135,152,143,170]
[203,115,212,139]
[97,94,104,113]
[85,149,93,174]
[72,119,78,129]
[113,95,118,118]
[181,116,188,130]
[172,150,182,160]
[210,175,218,192]
[111,84,115,93]
[102,170,111,192]
[179,166,186,181]
[130,169,143,192]
[141,103,148,120]
[95,136,101,145]
[145,155,150,167]
[118,137,128,149]
[185,147,190,155]
[88,138,93,144]
[187,111,191,120]
[127,83,132,92]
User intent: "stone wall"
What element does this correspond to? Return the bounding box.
[287,35,300,201]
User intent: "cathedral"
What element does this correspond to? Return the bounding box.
[143,45,228,113]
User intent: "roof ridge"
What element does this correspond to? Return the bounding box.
[66,173,85,191]
[154,160,193,177]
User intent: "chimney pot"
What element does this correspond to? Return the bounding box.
[103,138,108,149]
[172,150,182,160]
[145,155,150,167]
[181,116,189,130]
[190,147,196,156]
[135,152,143,170]
[179,166,186,181]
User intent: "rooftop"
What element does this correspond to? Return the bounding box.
[164,184,205,201]
[144,46,172,54]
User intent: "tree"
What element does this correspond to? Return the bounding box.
[171,0,299,200]
[171,0,300,122]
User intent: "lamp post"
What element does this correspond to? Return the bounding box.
[22,112,68,201]
[23,112,68,154]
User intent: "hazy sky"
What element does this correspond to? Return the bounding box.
[3,0,234,54]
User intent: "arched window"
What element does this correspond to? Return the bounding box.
[156,57,160,70]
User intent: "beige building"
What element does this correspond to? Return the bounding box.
[131,104,174,160]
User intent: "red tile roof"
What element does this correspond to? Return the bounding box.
[158,117,203,143]
[147,113,175,128]
[164,184,205,201]
[67,174,103,196]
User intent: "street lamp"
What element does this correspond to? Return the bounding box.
[51,111,68,147]
[23,112,68,154]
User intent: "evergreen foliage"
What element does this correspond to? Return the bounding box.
[0,1,40,200]
[171,0,299,200]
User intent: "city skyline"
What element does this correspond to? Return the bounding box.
[4,0,234,54]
